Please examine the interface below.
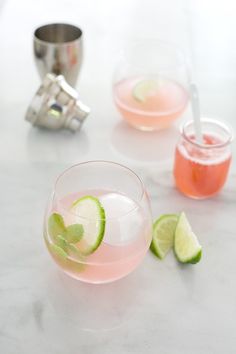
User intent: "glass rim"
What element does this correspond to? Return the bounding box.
[120,38,188,71]
[181,118,234,149]
[53,160,146,221]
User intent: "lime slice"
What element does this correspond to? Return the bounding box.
[150,214,178,259]
[133,79,160,103]
[174,212,202,264]
[71,196,106,255]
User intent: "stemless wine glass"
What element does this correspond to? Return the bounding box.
[113,39,190,131]
[44,161,152,284]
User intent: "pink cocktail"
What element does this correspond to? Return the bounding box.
[174,119,233,199]
[44,161,152,284]
[114,76,188,131]
[113,40,189,130]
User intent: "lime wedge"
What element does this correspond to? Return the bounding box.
[150,214,178,259]
[71,196,106,255]
[133,79,160,103]
[174,212,202,264]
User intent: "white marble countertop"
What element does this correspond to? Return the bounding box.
[0,0,236,353]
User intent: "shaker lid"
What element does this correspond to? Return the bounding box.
[25,73,90,131]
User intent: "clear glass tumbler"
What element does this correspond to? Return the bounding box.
[113,39,189,131]
[174,118,233,199]
[44,161,152,284]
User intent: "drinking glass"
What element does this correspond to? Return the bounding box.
[113,39,189,131]
[174,118,233,199]
[44,161,152,284]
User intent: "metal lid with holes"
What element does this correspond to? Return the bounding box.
[25,73,90,132]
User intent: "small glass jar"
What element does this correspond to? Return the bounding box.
[173,118,233,199]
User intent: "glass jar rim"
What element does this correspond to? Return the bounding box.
[181,118,234,149]
[53,160,146,221]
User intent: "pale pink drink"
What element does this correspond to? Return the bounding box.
[44,161,152,284]
[114,76,188,130]
[113,40,189,131]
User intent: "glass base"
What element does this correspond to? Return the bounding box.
[128,122,171,132]
[62,269,133,284]
[55,252,148,284]
[176,187,222,200]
